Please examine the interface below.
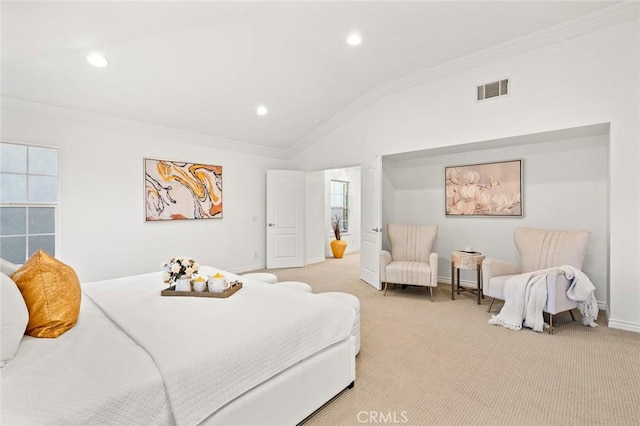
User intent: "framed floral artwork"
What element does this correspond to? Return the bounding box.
[445,159,522,217]
[144,158,222,221]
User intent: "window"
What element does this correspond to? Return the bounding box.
[330,180,349,234]
[0,142,58,264]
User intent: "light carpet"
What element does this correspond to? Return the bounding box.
[253,253,640,426]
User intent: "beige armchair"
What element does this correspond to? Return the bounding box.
[483,227,590,333]
[380,224,438,302]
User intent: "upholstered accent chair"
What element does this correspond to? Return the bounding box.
[483,227,590,334]
[380,224,438,302]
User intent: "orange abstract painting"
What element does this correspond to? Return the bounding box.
[145,159,222,221]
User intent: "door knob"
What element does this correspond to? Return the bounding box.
[372,227,380,232]
[268,223,275,227]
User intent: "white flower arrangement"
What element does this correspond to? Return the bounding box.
[161,256,200,284]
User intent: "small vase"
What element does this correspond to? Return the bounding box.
[174,277,191,292]
[330,239,347,259]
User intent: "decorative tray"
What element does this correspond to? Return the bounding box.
[161,281,243,298]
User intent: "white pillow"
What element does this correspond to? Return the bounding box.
[0,258,19,276]
[1,272,29,367]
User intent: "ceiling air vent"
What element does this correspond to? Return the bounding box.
[477,78,509,101]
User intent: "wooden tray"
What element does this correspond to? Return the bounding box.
[161,281,243,298]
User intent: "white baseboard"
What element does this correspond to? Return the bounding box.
[228,258,328,273]
[439,275,477,288]
[597,301,608,317]
[607,319,640,333]
[229,257,328,273]
[227,263,266,274]
[438,275,451,285]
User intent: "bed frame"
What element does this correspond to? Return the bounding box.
[203,337,356,425]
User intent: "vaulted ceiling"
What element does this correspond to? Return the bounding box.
[1,1,618,156]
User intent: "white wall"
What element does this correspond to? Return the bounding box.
[304,170,326,264]
[1,13,637,332]
[292,19,640,331]
[383,132,609,304]
[324,167,361,257]
[0,106,288,282]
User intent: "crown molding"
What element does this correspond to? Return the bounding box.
[287,2,640,158]
[1,96,289,160]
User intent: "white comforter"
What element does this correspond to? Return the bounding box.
[0,296,173,426]
[1,267,355,426]
[82,266,355,426]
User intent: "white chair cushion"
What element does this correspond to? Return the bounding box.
[1,273,29,367]
[386,261,432,287]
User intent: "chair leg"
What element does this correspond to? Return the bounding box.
[429,287,434,303]
[487,298,495,313]
[547,311,574,334]
[383,282,388,296]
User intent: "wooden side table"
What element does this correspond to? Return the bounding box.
[451,251,485,304]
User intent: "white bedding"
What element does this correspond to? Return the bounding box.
[2,266,355,426]
[0,296,173,426]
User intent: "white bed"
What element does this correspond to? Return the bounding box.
[0,266,356,426]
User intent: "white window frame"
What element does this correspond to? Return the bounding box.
[0,141,59,264]
[330,179,349,234]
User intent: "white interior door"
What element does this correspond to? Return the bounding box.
[360,157,382,289]
[266,170,305,269]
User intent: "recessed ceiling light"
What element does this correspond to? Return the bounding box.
[87,53,108,68]
[256,106,268,116]
[347,33,362,46]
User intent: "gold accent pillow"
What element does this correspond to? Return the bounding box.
[11,250,81,338]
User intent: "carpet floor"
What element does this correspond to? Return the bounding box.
[255,253,640,426]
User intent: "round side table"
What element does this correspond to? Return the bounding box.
[451,251,485,304]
